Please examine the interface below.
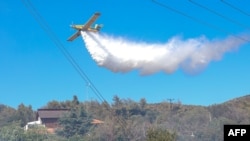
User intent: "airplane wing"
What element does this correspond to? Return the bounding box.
[67,12,101,41]
[67,31,81,41]
[82,12,101,30]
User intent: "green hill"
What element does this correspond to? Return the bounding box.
[0,94,249,141]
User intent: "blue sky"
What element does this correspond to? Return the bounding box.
[1,0,250,109]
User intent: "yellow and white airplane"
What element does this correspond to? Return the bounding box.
[67,12,102,41]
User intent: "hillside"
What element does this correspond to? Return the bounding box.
[0,94,249,141]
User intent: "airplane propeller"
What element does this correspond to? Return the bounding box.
[69,21,74,31]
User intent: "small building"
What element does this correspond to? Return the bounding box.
[36,108,69,133]
[25,108,69,133]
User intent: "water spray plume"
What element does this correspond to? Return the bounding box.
[81,31,248,75]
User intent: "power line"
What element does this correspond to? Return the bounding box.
[221,0,250,17]
[189,0,250,29]
[21,0,105,103]
[21,0,130,137]
[151,0,249,42]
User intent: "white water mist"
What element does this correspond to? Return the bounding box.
[81,31,247,75]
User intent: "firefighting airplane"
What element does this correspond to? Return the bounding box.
[67,12,102,41]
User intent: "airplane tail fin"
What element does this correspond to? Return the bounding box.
[95,24,103,31]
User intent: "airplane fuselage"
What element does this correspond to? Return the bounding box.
[71,25,99,32]
[67,12,102,41]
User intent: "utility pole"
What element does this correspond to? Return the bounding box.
[167,98,174,110]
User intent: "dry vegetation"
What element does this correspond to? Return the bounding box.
[0,94,249,141]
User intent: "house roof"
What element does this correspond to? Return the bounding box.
[37,109,69,119]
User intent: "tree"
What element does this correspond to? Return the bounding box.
[16,103,35,127]
[57,106,92,138]
[0,122,25,141]
[146,128,176,141]
[139,98,147,109]
[72,95,80,107]
[44,100,62,109]
[112,95,123,108]
[0,122,48,141]
[0,104,17,127]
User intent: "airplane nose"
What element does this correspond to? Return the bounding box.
[70,21,74,28]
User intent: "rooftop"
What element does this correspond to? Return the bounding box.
[37,109,69,119]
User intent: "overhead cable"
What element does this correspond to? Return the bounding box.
[151,0,249,42]
[21,0,106,103]
[21,0,130,137]
[221,0,250,17]
[189,0,250,29]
